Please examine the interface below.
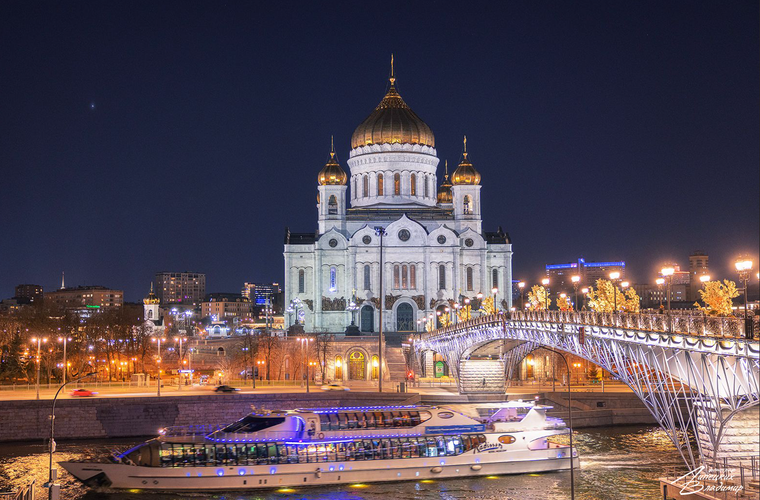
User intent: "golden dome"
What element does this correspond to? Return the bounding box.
[350,58,434,149]
[143,283,160,305]
[451,136,481,185]
[318,137,347,185]
[437,160,453,204]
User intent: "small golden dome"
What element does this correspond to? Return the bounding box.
[143,283,160,305]
[437,160,453,204]
[318,137,347,186]
[451,136,481,185]
[351,57,434,149]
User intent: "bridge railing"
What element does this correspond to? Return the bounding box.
[429,310,757,340]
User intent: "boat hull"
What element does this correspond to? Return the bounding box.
[60,450,580,490]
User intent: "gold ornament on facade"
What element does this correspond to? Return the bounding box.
[350,55,435,149]
[451,135,481,185]
[318,135,347,185]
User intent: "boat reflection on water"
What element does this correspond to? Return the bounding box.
[0,425,683,500]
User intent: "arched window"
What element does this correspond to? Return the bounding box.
[466,267,474,291]
[463,195,472,215]
[393,265,400,289]
[335,356,343,380]
[377,174,384,196]
[424,175,429,198]
[394,173,401,195]
[329,267,337,292]
[328,195,337,215]
[364,265,371,290]
[298,269,305,293]
[410,173,416,196]
[410,264,416,289]
[492,268,499,289]
[352,177,357,199]
[370,355,380,380]
[363,175,369,197]
[401,265,408,289]
[438,264,446,290]
[147,309,153,319]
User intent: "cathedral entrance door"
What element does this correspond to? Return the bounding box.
[360,305,374,332]
[396,303,414,332]
[348,351,366,380]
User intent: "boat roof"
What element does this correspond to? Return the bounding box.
[294,404,434,414]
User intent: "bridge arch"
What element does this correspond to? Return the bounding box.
[416,310,760,470]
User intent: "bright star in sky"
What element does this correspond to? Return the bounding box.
[90,102,96,110]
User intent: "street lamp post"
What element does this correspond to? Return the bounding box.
[735,258,754,319]
[374,226,387,393]
[621,281,629,312]
[57,336,72,385]
[581,288,589,311]
[46,370,96,500]
[655,278,665,309]
[661,267,675,333]
[541,278,550,310]
[542,347,576,500]
[151,337,165,397]
[491,287,498,313]
[571,276,580,311]
[517,282,525,311]
[175,336,185,390]
[32,337,48,400]
[609,271,621,312]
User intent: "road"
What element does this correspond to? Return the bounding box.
[0,380,633,401]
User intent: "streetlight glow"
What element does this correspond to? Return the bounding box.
[699,274,710,283]
[609,271,620,280]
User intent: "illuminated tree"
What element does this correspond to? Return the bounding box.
[621,288,641,313]
[586,279,625,313]
[425,318,436,332]
[479,296,497,315]
[438,313,451,328]
[527,285,550,311]
[695,280,739,317]
[457,303,473,321]
[556,295,573,312]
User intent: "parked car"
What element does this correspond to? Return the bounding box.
[321,383,350,391]
[214,385,240,393]
[70,388,97,397]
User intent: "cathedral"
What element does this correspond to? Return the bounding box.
[284,64,512,337]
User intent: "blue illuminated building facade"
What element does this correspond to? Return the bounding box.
[545,258,626,292]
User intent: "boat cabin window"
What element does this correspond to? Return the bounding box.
[316,410,430,431]
[156,434,486,467]
[221,416,286,433]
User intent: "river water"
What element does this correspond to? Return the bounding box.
[0,425,683,500]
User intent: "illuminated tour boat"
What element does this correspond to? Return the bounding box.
[60,403,579,490]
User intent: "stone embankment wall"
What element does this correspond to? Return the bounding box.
[542,391,659,427]
[0,392,420,443]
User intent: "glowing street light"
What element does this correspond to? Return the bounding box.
[571,276,581,311]
[541,278,550,310]
[491,287,499,313]
[699,274,711,283]
[31,337,48,400]
[57,336,72,385]
[660,267,675,312]
[151,337,165,397]
[517,282,526,310]
[655,278,665,309]
[735,257,754,322]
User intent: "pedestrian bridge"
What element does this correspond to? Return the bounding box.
[414,310,760,469]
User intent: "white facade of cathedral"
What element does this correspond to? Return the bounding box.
[284,70,512,335]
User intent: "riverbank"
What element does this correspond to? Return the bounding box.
[0,392,419,443]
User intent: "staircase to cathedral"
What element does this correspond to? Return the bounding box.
[384,346,407,382]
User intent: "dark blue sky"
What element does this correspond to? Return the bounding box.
[1,1,758,301]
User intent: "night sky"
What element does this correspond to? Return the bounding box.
[1,1,758,301]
